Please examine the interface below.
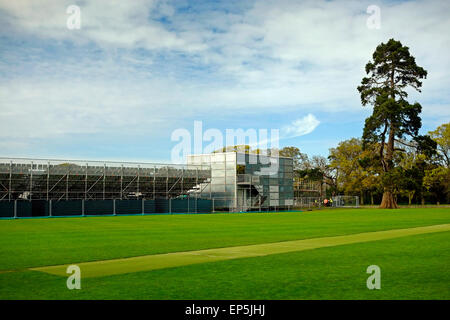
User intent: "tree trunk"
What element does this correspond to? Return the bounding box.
[408,192,414,206]
[360,191,364,205]
[380,189,398,209]
[371,192,374,205]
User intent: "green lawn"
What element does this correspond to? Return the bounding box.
[0,208,449,299]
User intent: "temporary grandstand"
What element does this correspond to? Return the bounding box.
[0,157,212,217]
[0,153,295,217]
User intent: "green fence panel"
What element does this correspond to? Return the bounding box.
[17,201,32,217]
[52,200,82,216]
[85,200,114,215]
[188,198,196,213]
[0,201,14,217]
[144,200,155,214]
[31,200,49,217]
[170,199,188,213]
[197,199,212,213]
[116,200,142,215]
[155,199,169,213]
[0,198,212,218]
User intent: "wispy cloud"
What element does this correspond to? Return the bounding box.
[282,114,320,138]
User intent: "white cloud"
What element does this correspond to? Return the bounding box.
[281,114,320,138]
[0,0,205,51]
[0,0,449,152]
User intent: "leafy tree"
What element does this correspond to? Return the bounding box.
[423,166,450,204]
[279,146,309,170]
[429,122,450,167]
[396,149,427,205]
[329,138,381,204]
[358,39,428,208]
[295,168,324,181]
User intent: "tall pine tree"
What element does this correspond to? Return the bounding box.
[358,39,427,208]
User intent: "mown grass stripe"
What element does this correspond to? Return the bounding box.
[31,223,450,278]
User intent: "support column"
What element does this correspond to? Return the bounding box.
[85,163,88,200]
[30,161,33,201]
[259,194,262,212]
[46,161,50,201]
[181,168,184,196]
[166,168,169,200]
[103,164,106,200]
[137,165,140,197]
[120,164,124,200]
[9,161,12,201]
[66,170,69,201]
[209,158,212,200]
[195,168,198,213]
[153,166,156,200]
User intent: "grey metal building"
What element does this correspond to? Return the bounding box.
[187,152,294,211]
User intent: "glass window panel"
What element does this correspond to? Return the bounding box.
[211,164,225,171]
[226,162,236,169]
[212,177,226,184]
[211,184,226,192]
[200,155,210,163]
[226,176,235,184]
[225,185,235,193]
[212,153,225,162]
[226,153,236,162]
[226,169,235,176]
[237,153,246,165]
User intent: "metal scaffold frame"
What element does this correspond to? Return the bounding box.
[0,157,210,201]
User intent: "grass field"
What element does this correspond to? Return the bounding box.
[0,208,449,299]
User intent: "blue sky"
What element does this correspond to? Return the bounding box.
[0,0,449,163]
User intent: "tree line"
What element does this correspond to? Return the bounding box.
[278,121,449,206]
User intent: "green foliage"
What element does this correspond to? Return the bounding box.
[358,39,427,151]
[329,138,381,201]
[295,168,323,181]
[414,135,438,159]
[429,122,450,167]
